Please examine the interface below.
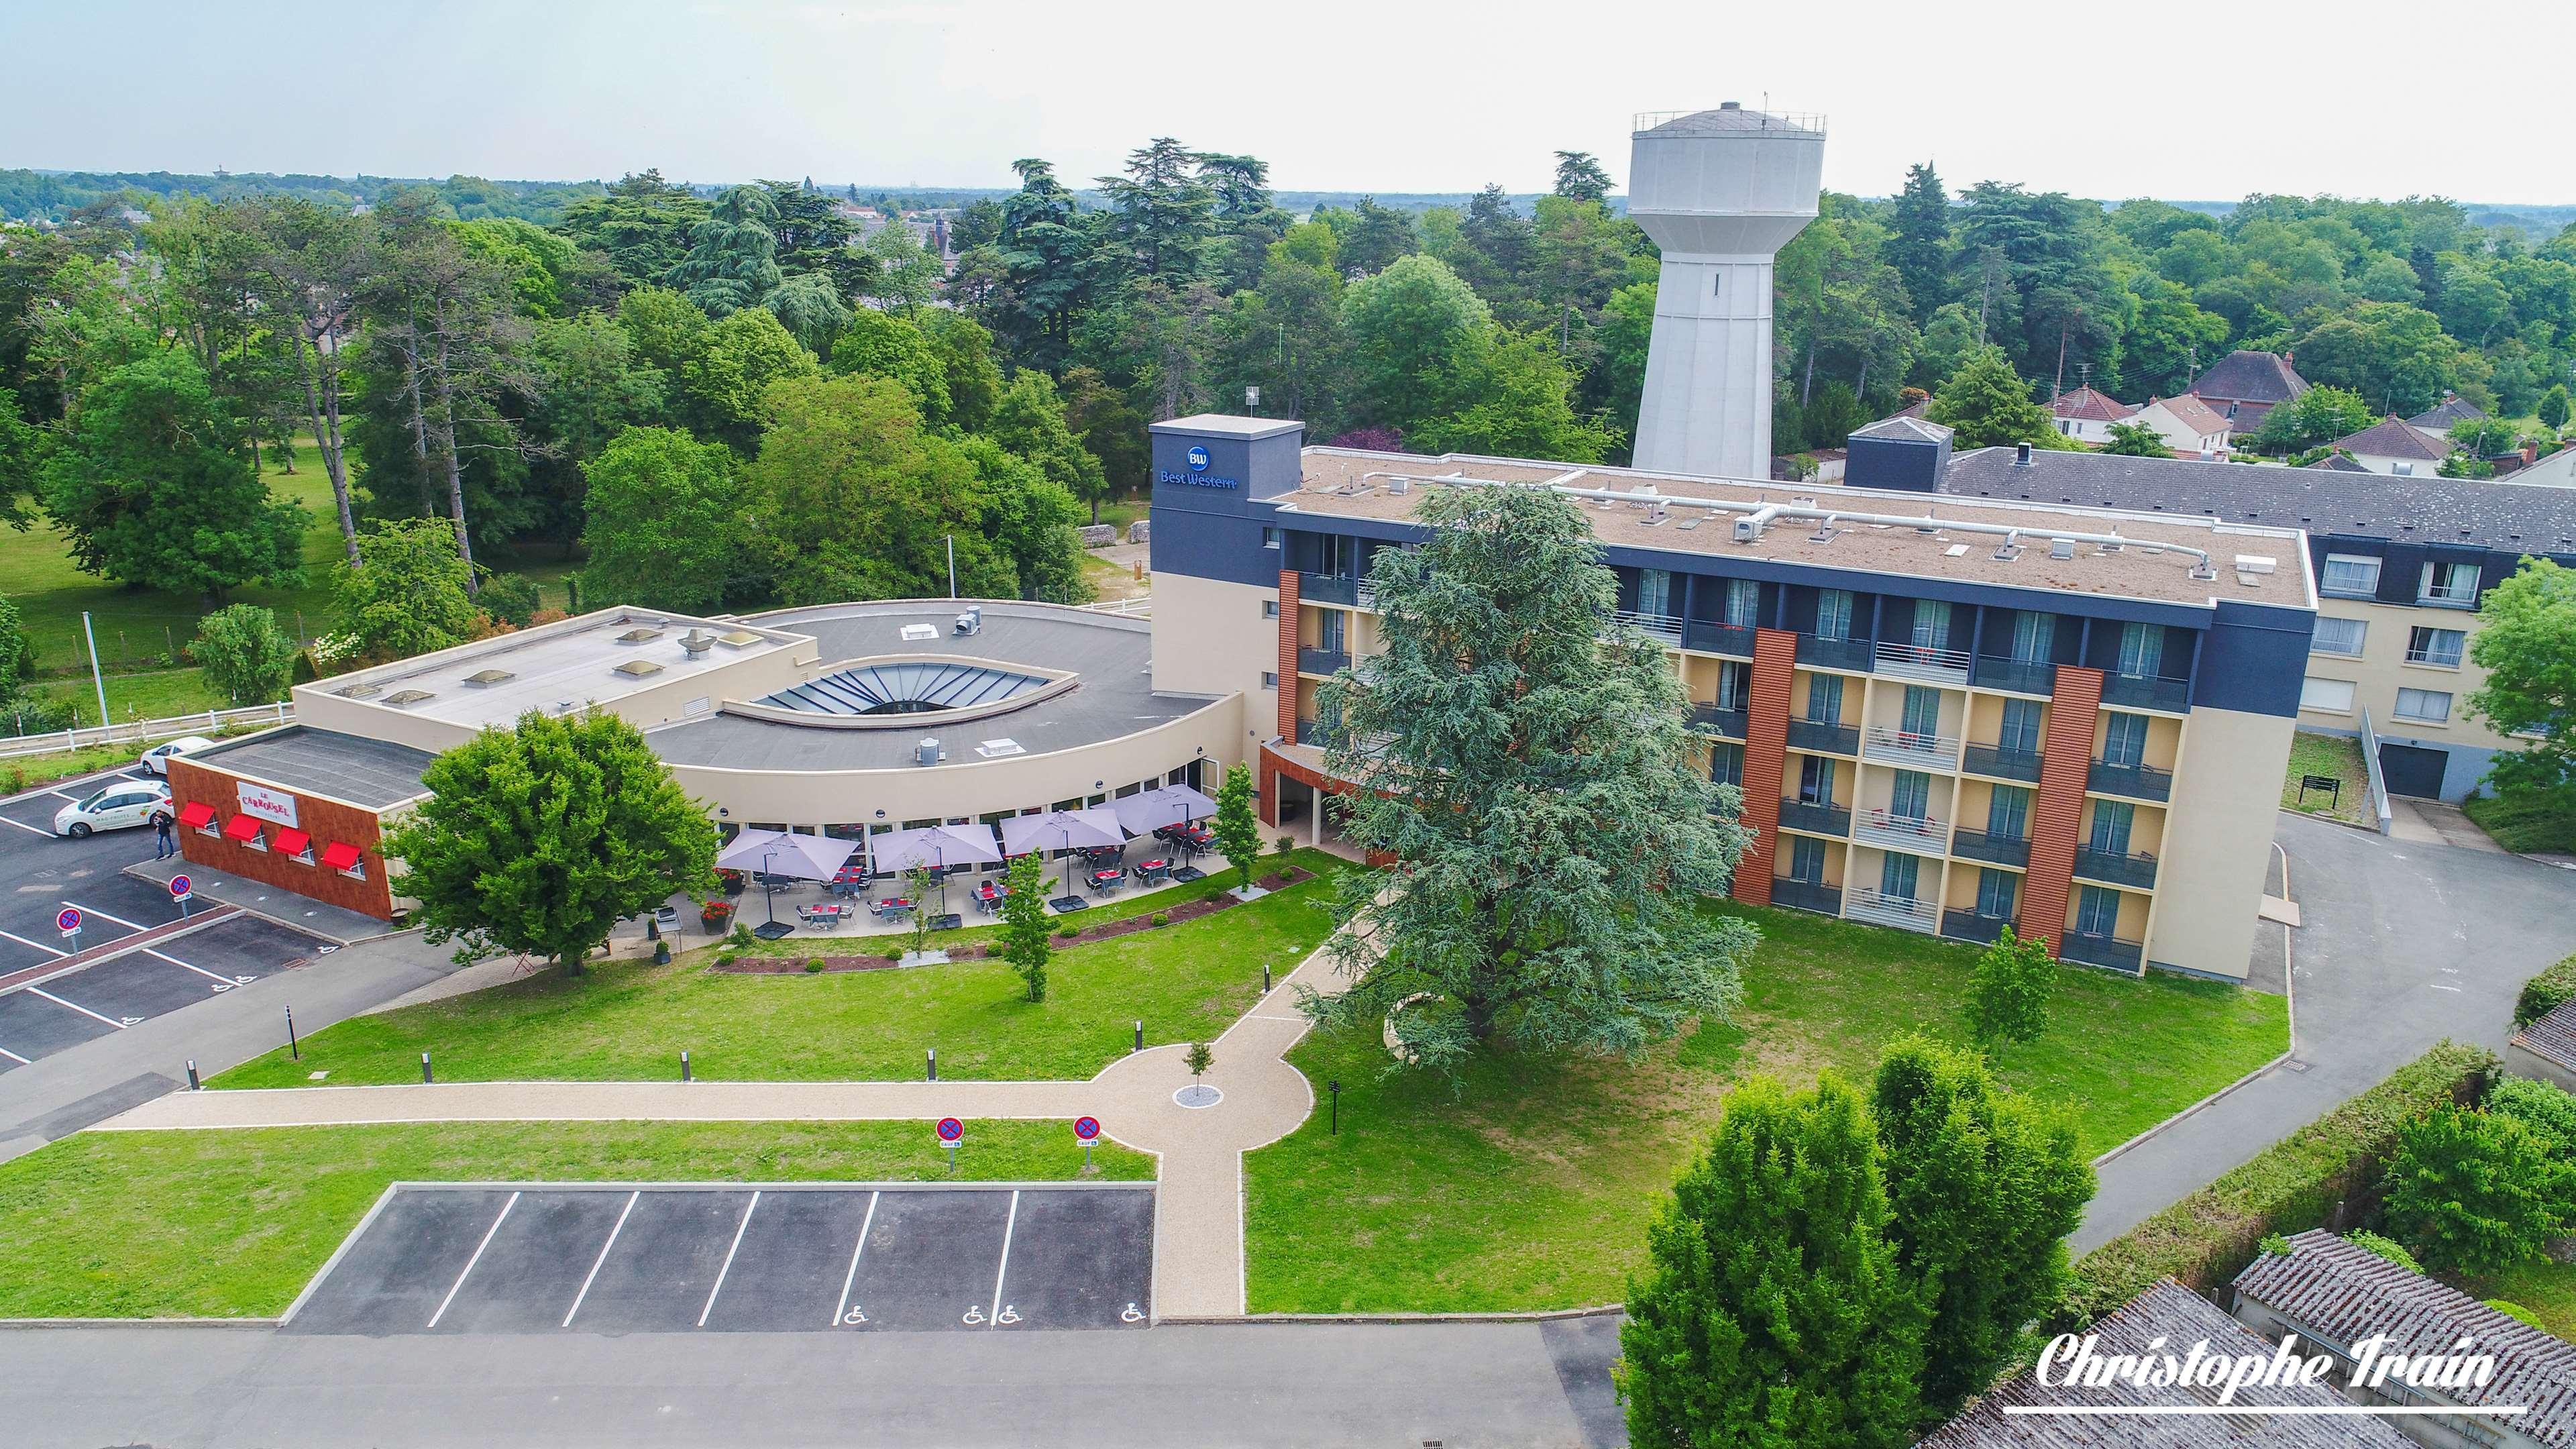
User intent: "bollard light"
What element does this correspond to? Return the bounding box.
[681,1050,692,1082]
[1134,1020,1144,1053]
[186,1059,201,1091]
[927,1048,937,1083]
[421,1051,433,1084]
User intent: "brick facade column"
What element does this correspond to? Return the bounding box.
[1732,627,1798,906]
[2022,664,2104,957]
[1275,568,1300,741]
[1258,750,1281,828]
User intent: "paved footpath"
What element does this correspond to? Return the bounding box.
[98,928,1346,1319]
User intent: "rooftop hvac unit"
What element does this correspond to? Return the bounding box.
[1389,476,1411,494]
[954,606,983,636]
[1732,518,1762,543]
[2049,539,2077,559]
[916,737,941,766]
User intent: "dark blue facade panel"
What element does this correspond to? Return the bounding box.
[1146,422,1307,588]
[1845,435,1947,493]
[1149,504,1279,590]
[2194,602,2314,718]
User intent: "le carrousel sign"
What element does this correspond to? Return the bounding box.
[236,781,301,828]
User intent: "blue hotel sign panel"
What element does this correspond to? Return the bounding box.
[1161,445,1240,490]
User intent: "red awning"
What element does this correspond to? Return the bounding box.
[221,814,263,843]
[319,840,363,871]
[272,828,313,857]
[177,800,216,828]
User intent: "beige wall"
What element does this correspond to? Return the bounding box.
[2143,705,2294,980]
[1786,750,1854,808]
[1151,571,1279,753]
[2090,708,2182,770]
[2298,596,2519,753]
[1863,678,1964,736]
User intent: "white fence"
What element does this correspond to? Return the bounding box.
[0,702,294,761]
[1078,596,1151,619]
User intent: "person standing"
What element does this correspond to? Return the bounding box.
[150,805,176,861]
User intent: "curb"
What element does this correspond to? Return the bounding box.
[0,1317,280,1330]
[0,904,244,995]
[1162,1304,1625,1326]
[119,861,417,949]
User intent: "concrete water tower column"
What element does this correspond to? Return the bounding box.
[1627,105,1825,480]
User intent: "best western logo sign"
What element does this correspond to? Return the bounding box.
[1159,444,1240,489]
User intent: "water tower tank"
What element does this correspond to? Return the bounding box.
[1627,103,1826,480]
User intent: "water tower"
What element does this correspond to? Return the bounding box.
[1627,104,1826,479]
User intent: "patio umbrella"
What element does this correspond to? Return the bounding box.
[1000,808,1128,905]
[715,828,862,936]
[1109,783,1218,837]
[868,822,1002,914]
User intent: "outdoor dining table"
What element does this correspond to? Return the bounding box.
[797,902,850,928]
[973,881,1011,914]
[1131,859,1171,883]
[869,898,915,920]
[1085,868,1125,894]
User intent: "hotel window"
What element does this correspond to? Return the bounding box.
[2100,712,2149,768]
[2115,622,2163,680]
[1262,527,1282,549]
[2393,688,2453,724]
[2320,554,2381,596]
[1787,835,1827,883]
[1976,868,2018,920]
[1260,672,1278,689]
[1879,851,1921,902]
[1806,673,1843,724]
[1715,660,1750,711]
[1318,610,1345,653]
[1986,785,2031,841]
[2300,677,2355,712]
[2009,610,2054,664]
[2310,617,2367,657]
[1911,599,1952,651]
[1635,568,1673,619]
[1724,578,1761,627]
[1997,698,2044,755]
[1798,755,1837,806]
[2406,627,2465,667]
[2419,561,2479,605]
[2088,800,2135,856]
[1709,741,1744,788]
[1263,600,1279,619]
[2075,885,2121,938]
[1815,588,1854,642]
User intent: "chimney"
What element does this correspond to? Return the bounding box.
[2015,443,2033,467]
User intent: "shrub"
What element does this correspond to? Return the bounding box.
[191,603,299,704]
[1056,926,1080,941]
[2063,1041,2493,1324]
[1275,834,1295,857]
[2484,1075,2576,1157]
[2514,952,2576,1027]
[2381,1103,2573,1274]
[2342,1230,2422,1273]
[729,924,754,947]
[804,959,824,973]
[2488,1300,2546,1329]
[1150,912,1169,927]
[478,574,543,629]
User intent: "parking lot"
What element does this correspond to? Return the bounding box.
[0,767,330,1073]
[286,1183,1157,1336]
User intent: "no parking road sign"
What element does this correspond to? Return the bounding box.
[170,874,194,917]
[56,906,81,945]
[1075,1116,1101,1171]
[937,1116,963,1173]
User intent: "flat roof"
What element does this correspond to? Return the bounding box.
[646,601,1220,773]
[1150,414,1305,440]
[314,610,804,732]
[191,726,436,808]
[1289,449,2314,610]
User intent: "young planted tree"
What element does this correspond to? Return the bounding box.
[1961,925,2056,1052]
[190,604,298,704]
[382,710,718,977]
[1185,1040,1214,1083]
[998,852,1053,1002]
[1213,761,1263,896]
[1871,1035,2094,1423]
[904,864,937,961]
[1617,1075,1924,1448]
[1306,484,1756,1073]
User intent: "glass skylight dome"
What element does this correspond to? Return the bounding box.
[759,661,1049,717]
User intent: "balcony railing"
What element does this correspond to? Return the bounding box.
[2074,847,2159,890]
[1971,655,2057,696]
[2088,758,2174,802]
[1796,633,1875,672]
[2416,582,2479,609]
[1854,807,1947,853]
[1950,828,2031,869]
[1786,718,1859,755]
[2100,674,2190,712]
[1297,572,1373,610]
[1297,646,1350,677]
[1778,798,1851,837]
[1771,877,1843,916]
[2061,931,2145,974]
[2406,642,2465,667]
[1875,640,1972,686]
[1941,910,2013,945]
[1689,703,1749,739]
[1961,742,2044,784]
[1614,608,1684,643]
[1862,724,1962,770]
[1682,619,1757,658]
[1847,885,1940,934]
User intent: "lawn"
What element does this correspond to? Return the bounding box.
[2459,1258,2576,1343]
[213,855,1345,1087]
[0,1120,1147,1320]
[1242,901,2289,1313]
[2280,731,2373,826]
[2462,791,2576,855]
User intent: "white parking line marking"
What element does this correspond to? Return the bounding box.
[562,1191,639,1328]
[45,791,84,804]
[987,1189,1020,1328]
[2429,983,2463,992]
[22,986,125,1030]
[698,1191,761,1327]
[62,902,148,931]
[0,929,68,958]
[146,948,246,987]
[0,814,51,837]
[0,1044,30,1065]
[831,1191,881,1328]
[427,1192,519,1329]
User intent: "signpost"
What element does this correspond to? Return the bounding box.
[937,1116,963,1174]
[169,873,193,920]
[1074,1116,1099,1172]
[2296,773,2342,809]
[56,906,81,953]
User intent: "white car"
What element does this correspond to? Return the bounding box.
[138,736,219,776]
[54,780,172,838]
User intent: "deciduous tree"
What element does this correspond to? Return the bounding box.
[333,516,479,663]
[998,852,1053,1002]
[190,603,298,704]
[580,426,739,613]
[1213,761,1263,896]
[2469,557,2576,816]
[2100,419,2171,456]
[2381,1103,2573,1274]
[1962,926,2057,1050]
[1926,345,2064,449]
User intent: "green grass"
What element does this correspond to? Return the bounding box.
[1242,901,2288,1313]
[26,666,233,721]
[2459,1258,2576,1343]
[2462,791,2576,855]
[214,857,1345,1087]
[0,1121,1148,1320]
[2281,731,2373,826]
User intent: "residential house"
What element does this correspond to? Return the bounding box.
[2132,394,2233,458]
[2504,445,2576,490]
[2334,417,2456,478]
[1918,1277,2410,1448]
[2408,396,2487,433]
[2305,451,2375,474]
[2187,349,2310,433]
[2050,385,2137,445]
[2507,996,2576,1093]
[1851,443,2576,802]
[2232,1230,2576,1449]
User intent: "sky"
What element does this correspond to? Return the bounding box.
[3,0,2568,205]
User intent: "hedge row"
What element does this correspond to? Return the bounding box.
[2061,1040,2497,1326]
[2514,951,2576,1028]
